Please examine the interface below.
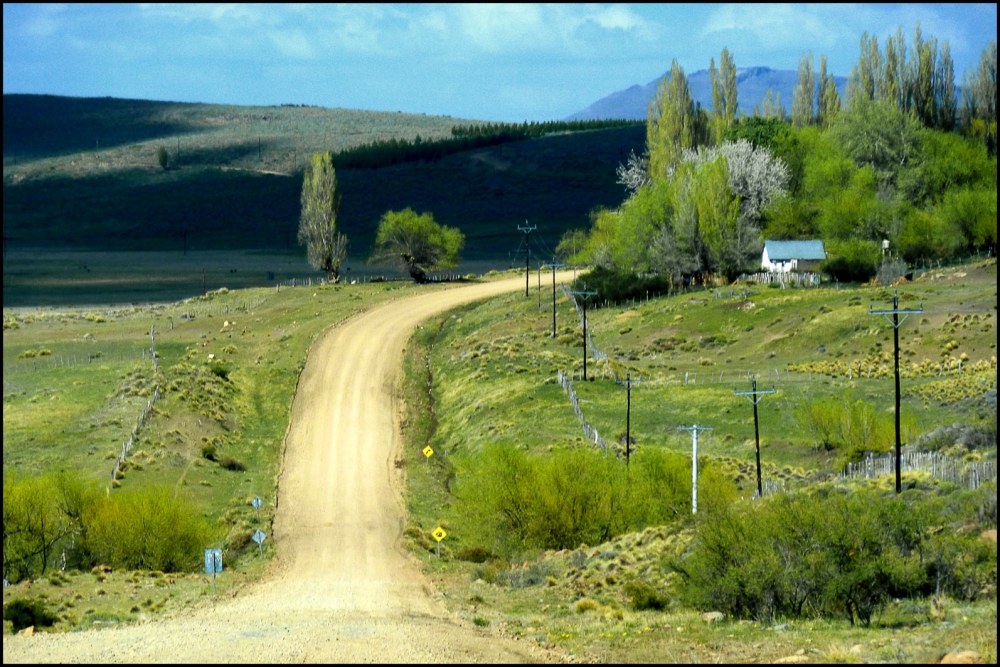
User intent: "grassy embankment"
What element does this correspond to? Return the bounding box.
[2,278,419,631]
[399,260,996,663]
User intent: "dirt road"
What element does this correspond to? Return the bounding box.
[4,275,571,663]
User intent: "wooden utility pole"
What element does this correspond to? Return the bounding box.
[615,371,642,466]
[517,222,536,297]
[570,283,597,380]
[542,262,565,337]
[869,290,923,494]
[734,377,775,498]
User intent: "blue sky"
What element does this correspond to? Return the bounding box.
[4,4,997,122]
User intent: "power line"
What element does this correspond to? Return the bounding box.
[614,370,642,467]
[541,261,565,337]
[569,282,598,380]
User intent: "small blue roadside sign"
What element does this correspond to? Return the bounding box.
[251,496,263,510]
[252,529,266,557]
[204,548,223,574]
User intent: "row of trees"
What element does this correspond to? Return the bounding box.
[562,26,996,285]
[298,151,464,283]
[329,118,641,170]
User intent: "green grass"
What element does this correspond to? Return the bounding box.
[398,259,997,662]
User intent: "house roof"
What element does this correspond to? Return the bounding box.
[764,240,826,261]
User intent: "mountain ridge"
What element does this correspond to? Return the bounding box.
[566,66,848,121]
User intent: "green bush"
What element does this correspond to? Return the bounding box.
[624,579,668,611]
[3,598,58,631]
[456,445,734,554]
[218,456,246,472]
[674,486,997,625]
[82,486,212,572]
[821,239,880,283]
[572,266,673,304]
[455,545,492,563]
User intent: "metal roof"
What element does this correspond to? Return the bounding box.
[764,240,826,261]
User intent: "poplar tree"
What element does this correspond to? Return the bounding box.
[647,60,696,180]
[298,151,348,283]
[721,47,738,134]
[792,52,815,128]
[935,41,957,130]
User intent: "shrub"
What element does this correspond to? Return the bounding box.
[3,598,58,631]
[455,545,492,563]
[200,444,217,461]
[571,266,672,304]
[674,487,996,625]
[82,486,212,572]
[574,598,600,613]
[624,580,668,611]
[821,239,880,283]
[473,616,490,627]
[218,457,246,472]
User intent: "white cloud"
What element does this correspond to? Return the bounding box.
[702,4,844,50]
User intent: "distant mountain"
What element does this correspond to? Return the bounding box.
[566,66,847,121]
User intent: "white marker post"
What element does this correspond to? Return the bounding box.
[204,548,222,595]
[678,425,712,514]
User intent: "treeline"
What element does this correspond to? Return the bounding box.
[562,25,996,286]
[330,118,642,170]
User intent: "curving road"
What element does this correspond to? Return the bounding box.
[4,275,571,663]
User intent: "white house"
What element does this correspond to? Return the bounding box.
[761,240,826,273]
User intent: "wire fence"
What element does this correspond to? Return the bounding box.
[556,369,608,454]
[110,385,160,488]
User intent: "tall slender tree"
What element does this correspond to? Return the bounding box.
[935,41,957,130]
[721,47,739,132]
[647,60,696,180]
[792,52,815,128]
[298,151,348,283]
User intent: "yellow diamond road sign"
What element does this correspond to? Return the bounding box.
[431,527,447,542]
[423,446,434,458]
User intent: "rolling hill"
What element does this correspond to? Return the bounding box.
[3,95,642,260]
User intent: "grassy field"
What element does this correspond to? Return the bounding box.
[3,94,642,258]
[398,260,997,663]
[3,277,428,630]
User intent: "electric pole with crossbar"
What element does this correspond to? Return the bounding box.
[517,222,536,297]
[734,377,775,498]
[570,283,597,380]
[678,424,712,514]
[869,290,923,494]
[615,370,642,466]
[542,261,565,337]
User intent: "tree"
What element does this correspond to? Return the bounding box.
[934,41,956,130]
[831,98,922,187]
[368,208,464,282]
[792,52,815,128]
[961,41,997,154]
[555,228,590,264]
[156,145,168,170]
[759,87,785,120]
[298,151,348,283]
[647,60,697,180]
[615,150,651,199]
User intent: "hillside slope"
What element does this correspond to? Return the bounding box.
[3,95,642,259]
